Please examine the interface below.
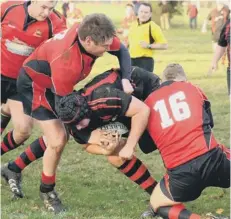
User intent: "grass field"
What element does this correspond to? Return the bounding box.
[1,2,230,219]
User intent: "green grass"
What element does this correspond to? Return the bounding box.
[1,3,230,219]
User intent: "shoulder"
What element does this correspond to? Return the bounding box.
[109,37,121,51]
[150,21,161,30]
[130,20,138,28]
[1,1,24,14]
[49,9,66,26]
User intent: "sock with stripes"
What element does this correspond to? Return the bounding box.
[8,137,46,173]
[118,156,157,195]
[40,172,56,193]
[1,110,11,134]
[156,204,200,219]
[1,131,22,155]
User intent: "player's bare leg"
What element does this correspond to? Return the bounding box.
[1,103,11,134]
[1,100,33,155]
[37,119,68,214]
[141,180,228,219]
[85,138,157,195]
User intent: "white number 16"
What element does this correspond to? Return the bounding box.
[154,91,191,129]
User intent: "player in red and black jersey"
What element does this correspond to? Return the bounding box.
[2,66,159,211]
[1,0,67,168]
[141,64,230,219]
[1,0,66,134]
[7,15,133,212]
[210,18,230,95]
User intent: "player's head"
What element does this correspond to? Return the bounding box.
[162,63,187,82]
[29,0,57,21]
[138,2,152,23]
[56,92,91,130]
[125,3,135,17]
[78,13,116,57]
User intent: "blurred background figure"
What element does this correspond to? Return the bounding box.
[67,2,84,28]
[206,2,229,52]
[61,0,69,18]
[117,3,136,46]
[159,0,170,30]
[187,2,198,29]
[132,0,141,16]
[209,17,230,94]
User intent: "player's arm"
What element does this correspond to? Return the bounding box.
[149,23,168,50]
[95,88,150,153]
[210,21,228,71]
[123,96,150,153]
[69,126,118,155]
[107,37,132,80]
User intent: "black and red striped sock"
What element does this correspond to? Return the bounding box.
[118,156,157,195]
[1,131,21,155]
[156,204,200,219]
[40,172,56,193]
[8,137,46,173]
[1,110,11,134]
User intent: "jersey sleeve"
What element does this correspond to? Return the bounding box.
[51,10,67,35]
[151,22,167,44]
[90,86,132,118]
[109,36,121,51]
[1,1,22,19]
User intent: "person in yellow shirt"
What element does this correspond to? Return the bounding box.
[128,2,168,72]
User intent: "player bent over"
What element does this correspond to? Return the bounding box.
[141,64,230,219]
[2,67,158,212]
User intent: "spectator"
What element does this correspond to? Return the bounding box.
[187,3,198,29]
[207,3,229,51]
[128,2,168,72]
[132,0,141,16]
[61,0,69,18]
[117,3,136,46]
[66,3,84,27]
[159,0,170,30]
[209,18,230,95]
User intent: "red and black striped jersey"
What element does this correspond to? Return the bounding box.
[69,85,132,144]
[81,66,160,100]
[68,66,160,144]
[145,81,218,169]
[22,23,121,97]
[1,1,66,79]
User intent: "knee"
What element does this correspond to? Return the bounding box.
[14,122,33,139]
[47,133,68,153]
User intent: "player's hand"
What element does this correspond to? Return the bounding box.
[99,130,121,152]
[122,79,134,94]
[140,41,149,49]
[118,144,134,159]
[207,62,218,76]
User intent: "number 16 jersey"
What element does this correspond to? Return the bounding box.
[145,81,218,169]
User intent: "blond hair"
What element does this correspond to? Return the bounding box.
[162,63,187,82]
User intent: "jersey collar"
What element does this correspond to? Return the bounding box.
[23,1,37,31]
[159,80,175,88]
[137,18,151,26]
